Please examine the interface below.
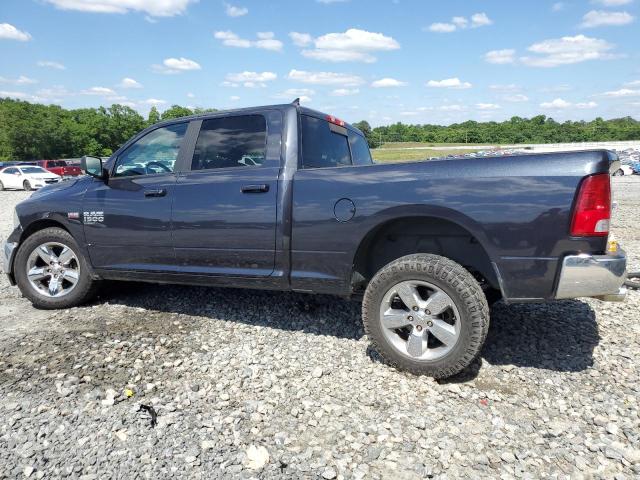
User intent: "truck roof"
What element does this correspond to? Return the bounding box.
[151,103,364,137]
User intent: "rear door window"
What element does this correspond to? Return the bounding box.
[191,115,267,171]
[301,115,352,169]
[349,133,373,165]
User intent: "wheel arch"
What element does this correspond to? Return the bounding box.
[351,209,499,296]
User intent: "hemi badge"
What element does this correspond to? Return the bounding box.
[68,212,80,220]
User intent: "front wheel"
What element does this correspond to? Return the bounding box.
[14,227,99,309]
[362,254,489,379]
[613,169,624,176]
[23,180,33,191]
[0,180,4,191]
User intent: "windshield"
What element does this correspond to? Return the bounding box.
[50,160,67,167]
[20,167,48,174]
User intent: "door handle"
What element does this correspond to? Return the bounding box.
[241,184,269,193]
[144,188,167,197]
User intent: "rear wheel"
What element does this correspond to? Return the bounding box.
[362,254,489,378]
[23,180,33,191]
[613,169,624,176]
[14,227,99,309]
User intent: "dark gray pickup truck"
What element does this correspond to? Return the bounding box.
[2,103,628,378]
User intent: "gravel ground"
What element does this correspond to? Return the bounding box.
[0,178,639,479]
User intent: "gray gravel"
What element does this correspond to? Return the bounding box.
[1,178,639,479]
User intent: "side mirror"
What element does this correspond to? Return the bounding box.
[81,155,106,180]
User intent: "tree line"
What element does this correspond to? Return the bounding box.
[354,115,640,148]
[0,98,215,161]
[1,97,639,161]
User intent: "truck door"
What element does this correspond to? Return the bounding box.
[171,112,281,276]
[82,122,189,271]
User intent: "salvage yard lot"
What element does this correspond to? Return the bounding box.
[0,178,639,479]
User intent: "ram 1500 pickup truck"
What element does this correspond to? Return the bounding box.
[2,103,628,378]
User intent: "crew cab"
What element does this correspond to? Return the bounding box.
[1,103,628,378]
[36,160,83,178]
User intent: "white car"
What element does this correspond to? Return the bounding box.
[612,164,634,176]
[0,165,62,191]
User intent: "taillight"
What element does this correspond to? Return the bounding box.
[570,173,611,237]
[326,115,346,127]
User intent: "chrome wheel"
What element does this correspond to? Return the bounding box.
[26,242,80,297]
[379,280,460,361]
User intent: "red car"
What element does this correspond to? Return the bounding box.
[36,160,83,178]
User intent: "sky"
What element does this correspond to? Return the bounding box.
[0,0,639,126]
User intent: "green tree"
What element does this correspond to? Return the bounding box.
[147,106,161,125]
[161,105,194,120]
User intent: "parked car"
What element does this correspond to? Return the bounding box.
[612,164,634,176]
[36,160,83,178]
[0,165,61,191]
[2,103,628,379]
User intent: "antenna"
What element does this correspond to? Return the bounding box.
[291,97,300,106]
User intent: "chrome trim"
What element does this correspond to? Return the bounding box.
[555,249,627,302]
[2,240,18,285]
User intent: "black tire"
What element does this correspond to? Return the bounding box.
[614,169,624,176]
[362,254,490,379]
[23,180,33,191]
[14,227,99,309]
[0,180,4,191]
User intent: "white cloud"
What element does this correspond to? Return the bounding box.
[37,60,66,70]
[300,28,400,63]
[591,0,633,6]
[476,103,501,110]
[552,2,565,12]
[118,77,142,88]
[600,88,640,97]
[428,23,457,33]
[153,57,201,74]
[43,0,196,17]
[0,75,37,85]
[289,32,312,47]
[0,90,49,102]
[0,23,32,41]
[581,10,634,27]
[229,95,241,101]
[624,80,640,86]
[287,69,363,86]
[186,92,195,98]
[225,3,248,17]
[81,86,117,96]
[521,34,618,67]
[540,98,572,109]
[484,49,516,64]
[539,98,598,109]
[142,98,167,106]
[426,77,472,89]
[224,71,277,88]
[427,12,493,33]
[503,94,530,102]
[471,13,493,27]
[276,88,315,96]
[214,31,283,51]
[330,88,359,96]
[371,78,407,88]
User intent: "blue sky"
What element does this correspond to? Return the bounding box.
[1,0,639,126]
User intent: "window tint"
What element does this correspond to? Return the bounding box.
[3,168,17,174]
[349,133,373,165]
[21,167,48,174]
[301,115,352,169]
[191,115,266,171]
[113,123,187,177]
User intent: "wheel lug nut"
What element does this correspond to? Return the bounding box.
[416,325,423,332]
[425,309,431,315]
[412,306,419,311]
[408,316,413,321]
[427,321,433,327]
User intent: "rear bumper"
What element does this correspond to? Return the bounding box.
[555,249,627,302]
